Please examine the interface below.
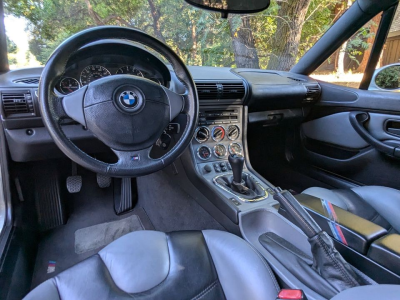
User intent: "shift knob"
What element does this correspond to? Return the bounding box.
[229,154,244,184]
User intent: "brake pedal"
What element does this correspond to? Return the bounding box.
[97,173,111,188]
[114,178,137,215]
[66,162,82,193]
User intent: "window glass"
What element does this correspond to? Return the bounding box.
[370,6,400,91]
[311,14,381,88]
[3,0,353,70]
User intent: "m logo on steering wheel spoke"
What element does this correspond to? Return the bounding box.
[119,91,139,109]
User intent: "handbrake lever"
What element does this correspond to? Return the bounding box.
[273,187,371,293]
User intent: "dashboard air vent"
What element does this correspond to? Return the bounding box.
[304,84,321,103]
[195,81,245,102]
[2,90,35,117]
[195,83,219,100]
[220,82,245,100]
[13,78,40,85]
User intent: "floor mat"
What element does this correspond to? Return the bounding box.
[137,170,226,232]
[75,215,144,254]
[31,170,154,289]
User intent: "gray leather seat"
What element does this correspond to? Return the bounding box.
[24,230,280,300]
[302,186,400,233]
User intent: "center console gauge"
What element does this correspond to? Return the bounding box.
[227,125,240,140]
[228,143,243,155]
[212,126,225,142]
[195,127,210,143]
[197,146,212,160]
[213,144,227,158]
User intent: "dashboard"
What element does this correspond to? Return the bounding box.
[0,40,322,163]
[54,42,171,95]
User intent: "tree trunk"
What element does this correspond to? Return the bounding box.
[148,0,165,43]
[267,0,312,71]
[356,14,381,73]
[84,0,104,26]
[228,16,259,68]
[190,18,201,65]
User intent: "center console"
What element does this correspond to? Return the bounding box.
[190,105,275,207]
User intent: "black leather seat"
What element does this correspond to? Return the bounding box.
[24,230,280,300]
[302,186,400,233]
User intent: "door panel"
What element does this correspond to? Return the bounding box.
[294,81,400,190]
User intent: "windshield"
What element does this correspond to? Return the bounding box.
[4,0,342,70]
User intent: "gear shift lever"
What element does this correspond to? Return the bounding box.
[229,154,244,184]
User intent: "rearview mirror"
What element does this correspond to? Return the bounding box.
[184,0,271,17]
[370,64,400,91]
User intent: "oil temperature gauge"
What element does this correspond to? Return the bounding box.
[228,143,243,155]
[213,144,227,158]
[197,146,212,160]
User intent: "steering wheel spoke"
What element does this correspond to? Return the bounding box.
[61,86,87,126]
[161,86,184,121]
[111,146,164,176]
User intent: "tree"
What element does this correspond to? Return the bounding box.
[228,15,259,68]
[267,0,313,71]
[6,36,17,65]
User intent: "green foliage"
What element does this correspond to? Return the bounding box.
[375,66,400,89]
[6,35,17,65]
[3,0,368,70]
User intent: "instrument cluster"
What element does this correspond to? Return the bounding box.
[57,63,164,95]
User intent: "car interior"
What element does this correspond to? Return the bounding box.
[1,0,400,299]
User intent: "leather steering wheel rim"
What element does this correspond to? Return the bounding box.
[39,26,198,177]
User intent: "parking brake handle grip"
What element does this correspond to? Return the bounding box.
[273,187,369,291]
[349,111,400,158]
[273,187,321,238]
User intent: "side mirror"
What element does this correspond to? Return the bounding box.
[184,0,270,18]
[370,64,400,91]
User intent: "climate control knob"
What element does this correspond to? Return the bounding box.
[195,126,210,143]
[212,126,225,142]
[227,125,240,140]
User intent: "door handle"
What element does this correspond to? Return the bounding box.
[386,120,400,136]
[349,112,400,158]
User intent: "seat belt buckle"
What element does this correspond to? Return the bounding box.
[276,289,308,300]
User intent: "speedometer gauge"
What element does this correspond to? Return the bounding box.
[59,77,80,94]
[116,65,143,77]
[80,65,111,86]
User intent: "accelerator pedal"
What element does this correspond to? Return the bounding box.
[114,178,137,215]
[96,173,111,188]
[66,162,82,193]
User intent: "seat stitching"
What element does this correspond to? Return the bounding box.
[191,280,219,300]
[247,243,280,293]
[53,277,62,300]
[316,235,358,287]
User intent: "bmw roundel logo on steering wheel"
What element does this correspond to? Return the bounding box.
[119,91,139,109]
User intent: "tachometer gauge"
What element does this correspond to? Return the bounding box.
[80,65,111,85]
[59,77,80,94]
[116,65,143,77]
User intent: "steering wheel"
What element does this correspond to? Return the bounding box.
[39,26,198,177]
